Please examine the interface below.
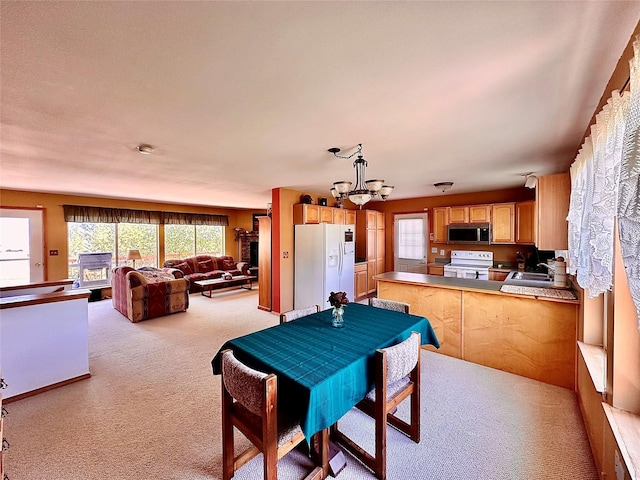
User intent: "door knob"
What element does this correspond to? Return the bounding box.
[35,262,42,267]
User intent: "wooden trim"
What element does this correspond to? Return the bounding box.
[577,342,605,394]
[0,279,73,292]
[0,289,91,309]
[603,403,640,479]
[3,373,91,404]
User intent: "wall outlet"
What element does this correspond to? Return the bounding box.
[283,251,289,259]
[440,249,445,256]
[431,247,437,254]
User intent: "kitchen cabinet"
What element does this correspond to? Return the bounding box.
[294,204,356,225]
[536,173,570,250]
[320,206,333,223]
[469,205,492,223]
[432,207,449,243]
[427,263,444,276]
[357,209,386,295]
[515,201,536,244]
[344,210,356,225]
[258,216,272,311]
[293,204,320,224]
[448,206,469,224]
[492,203,515,244]
[354,263,368,300]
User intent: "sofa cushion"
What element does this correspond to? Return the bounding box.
[222,258,236,270]
[139,270,177,283]
[174,262,193,275]
[203,270,224,280]
[198,259,214,272]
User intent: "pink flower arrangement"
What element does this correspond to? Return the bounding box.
[328,291,349,308]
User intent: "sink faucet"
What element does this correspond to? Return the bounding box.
[537,263,555,276]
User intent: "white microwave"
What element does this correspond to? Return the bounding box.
[446,223,491,245]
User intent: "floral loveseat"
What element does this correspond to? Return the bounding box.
[163,255,249,293]
[111,266,189,323]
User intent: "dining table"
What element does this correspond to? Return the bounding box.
[211,302,440,478]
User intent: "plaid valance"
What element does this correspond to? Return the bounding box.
[63,205,229,226]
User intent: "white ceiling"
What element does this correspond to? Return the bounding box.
[1,2,639,209]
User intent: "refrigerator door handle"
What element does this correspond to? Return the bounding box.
[338,241,343,277]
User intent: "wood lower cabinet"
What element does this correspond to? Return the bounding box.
[488,269,509,281]
[354,263,368,300]
[258,216,272,311]
[427,264,444,276]
[377,276,578,389]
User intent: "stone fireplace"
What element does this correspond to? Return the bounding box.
[239,231,259,267]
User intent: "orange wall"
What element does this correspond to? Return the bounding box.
[0,188,262,281]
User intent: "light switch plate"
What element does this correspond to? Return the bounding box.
[431,247,437,253]
[440,249,445,256]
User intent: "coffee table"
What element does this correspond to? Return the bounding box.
[194,275,257,298]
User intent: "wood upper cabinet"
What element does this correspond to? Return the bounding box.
[356,209,385,294]
[536,173,570,250]
[344,210,356,225]
[448,206,469,224]
[293,204,320,224]
[432,207,449,243]
[320,206,334,223]
[294,204,357,225]
[492,203,515,244]
[515,201,536,244]
[332,208,345,225]
[469,205,492,223]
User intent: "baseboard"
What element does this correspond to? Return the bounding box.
[3,373,91,404]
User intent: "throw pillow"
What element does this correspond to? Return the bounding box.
[198,259,214,272]
[174,262,193,275]
[222,259,236,270]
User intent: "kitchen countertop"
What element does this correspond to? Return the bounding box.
[374,271,578,303]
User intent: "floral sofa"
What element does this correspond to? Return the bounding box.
[162,255,249,293]
[111,266,189,323]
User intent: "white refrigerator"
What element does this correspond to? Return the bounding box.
[294,223,355,311]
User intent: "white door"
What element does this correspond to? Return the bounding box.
[394,213,428,273]
[0,208,45,286]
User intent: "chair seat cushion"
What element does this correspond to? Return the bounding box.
[366,376,411,402]
[233,402,303,447]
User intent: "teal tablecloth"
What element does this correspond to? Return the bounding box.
[211,302,440,440]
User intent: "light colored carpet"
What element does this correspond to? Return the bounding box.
[4,290,597,479]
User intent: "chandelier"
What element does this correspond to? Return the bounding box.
[328,144,394,209]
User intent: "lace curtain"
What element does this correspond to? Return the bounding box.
[618,37,640,328]
[567,36,640,329]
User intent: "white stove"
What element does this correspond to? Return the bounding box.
[443,250,493,280]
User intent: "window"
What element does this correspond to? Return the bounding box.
[117,223,159,268]
[164,225,224,260]
[397,217,426,260]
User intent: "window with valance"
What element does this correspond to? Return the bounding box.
[63,205,229,226]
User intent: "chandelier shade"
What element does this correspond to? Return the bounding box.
[328,144,393,209]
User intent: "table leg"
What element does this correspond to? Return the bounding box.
[200,285,213,298]
[308,429,346,478]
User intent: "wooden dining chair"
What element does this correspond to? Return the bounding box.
[221,349,312,480]
[369,297,410,314]
[332,331,421,480]
[279,305,320,324]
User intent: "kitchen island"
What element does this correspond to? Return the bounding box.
[374,272,579,389]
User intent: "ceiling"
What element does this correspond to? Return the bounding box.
[1,2,639,210]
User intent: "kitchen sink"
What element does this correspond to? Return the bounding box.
[503,270,554,287]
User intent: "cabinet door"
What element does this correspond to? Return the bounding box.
[376,228,385,261]
[355,265,368,299]
[367,229,376,260]
[492,203,515,244]
[469,205,492,223]
[293,204,320,224]
[489,270,509,281]
[448,206,469,224]
[367,259,376,294]
[344,210,356,225]
[516,201,535,244]
[366,210,377,228]
[432,207,449,243]
[333,208,345,225]
[428,265,444,276]
[320,206,334,223]
[536,173,570,250]
[375,211,384,229]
